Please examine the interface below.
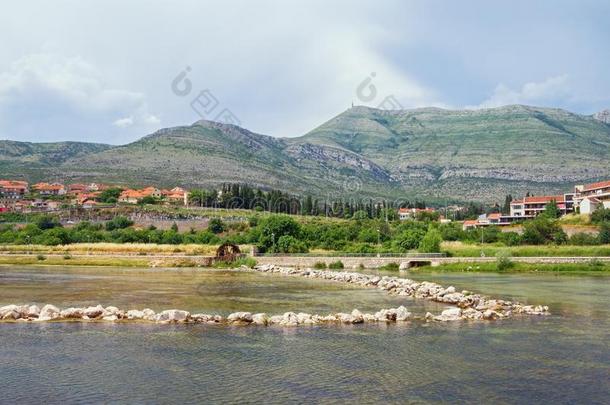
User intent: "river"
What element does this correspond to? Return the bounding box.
[0,266,608,404]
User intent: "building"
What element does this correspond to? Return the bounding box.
[0,180,29,200]
[510,194,574,218]
[574,180,610,214]
[33,182,67,196]
[398,207,435,220]
[162,187,189,206]
[119,187,162,204]
[461,213,513,230]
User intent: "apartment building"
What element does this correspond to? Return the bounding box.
[574,180,610,214]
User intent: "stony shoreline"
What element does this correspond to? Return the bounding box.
[0,264,549,325]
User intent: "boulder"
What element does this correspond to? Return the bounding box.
[60,307,85,319]
[280,312,298,326]
[252,313,270,325]
[156,309,190,323]
[434,307,462,322]
[102,315,119,321]
[296,313,313,324]
[126,310,145,320]
[26,305,41,318]
[0,305,21,320]
[350,309,364,324]
[227,312,253,323]
[395,306,412,321]
[142,308,156,321]
[38,304,61,321]
[84,305,105,319]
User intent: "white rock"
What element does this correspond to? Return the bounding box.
[434,307,462,322]
[395,306,412,321]
[156,309,190,323]
[38,304,61,321]
[126,310,145,320]
[227,312,253,323]
[252,313,270,325]
[60,307,85,319]
[26,305,41,318]
[84,305,105,319]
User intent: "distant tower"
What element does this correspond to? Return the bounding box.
[351,101,354,108]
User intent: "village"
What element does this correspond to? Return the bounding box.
[1,179,609,227]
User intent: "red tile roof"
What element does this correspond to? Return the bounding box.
[582,180,610,192]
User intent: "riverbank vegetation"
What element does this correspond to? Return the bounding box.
[0,209,609,256]
[413,261,610,274]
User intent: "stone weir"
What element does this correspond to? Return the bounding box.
[0,265,549,325]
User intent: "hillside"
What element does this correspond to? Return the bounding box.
[1,105,610,203]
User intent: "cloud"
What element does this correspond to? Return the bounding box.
[471,75,571,109]
[0,52,160,142]
[113,117,134,128]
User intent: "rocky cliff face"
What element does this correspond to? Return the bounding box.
[594,109,610,124]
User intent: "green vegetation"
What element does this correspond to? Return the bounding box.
[328,260,344,269]
[379,262,400,271]
[313,261,327,269]
[414,261,610,273]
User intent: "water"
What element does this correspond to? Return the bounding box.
[0,266,609,404]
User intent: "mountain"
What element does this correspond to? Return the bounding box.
[2,105,610,203]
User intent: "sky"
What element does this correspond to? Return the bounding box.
[1,0,609,144]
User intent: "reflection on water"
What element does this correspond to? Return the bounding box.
[0,265,445,315]
[0,266,608,404]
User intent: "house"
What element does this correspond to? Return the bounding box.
[119,189,145,204]
[461,213,514,230]
[0,180,29,200]
[33,182,67,196]
[510,194,574,218]
[162,187,189,206]
[578,197,602,215]
[82,200,97,209]
[574,180,610,214]
[398,207,435,220]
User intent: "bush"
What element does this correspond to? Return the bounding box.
[313,261,327,269]
[328,260,344,269]
[257,215,301,251]
[591,207,610,224]
[394,228,426,251]
[208,218,225,234]
[275,235,308,253]
[496,250,514,271]
[419,228,442,253]
[105,216,134,231]
[499,231,522,246]
[63,254,72,260]
[36,254,46,261]
[522,217,567,245]
[599,222,610,244]
[379,262,399,271]
[35,215,61,230]
[569,232,600,246]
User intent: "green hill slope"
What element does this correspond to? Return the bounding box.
[1,105,609,203]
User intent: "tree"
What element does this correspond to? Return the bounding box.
[257,215,301,251]
[105,216,134,231]
[418,228,442,253]
[35,215,61,230]
[591,207,610,224]
[522,217,566,245]
[502,194,513,215]
[275,235,308,253]
[394,228,426,251]
[541,200,561,219]
[98,187,123,203]
[207,218,225,234]
[599,222,610,244]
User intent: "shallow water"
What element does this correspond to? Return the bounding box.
[0,266,609,404]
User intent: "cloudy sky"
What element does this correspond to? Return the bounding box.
[1,0,609,144]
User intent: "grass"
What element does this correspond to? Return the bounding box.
[413,261,610,274]
[0,256,150,267]
[442,241,610,257]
